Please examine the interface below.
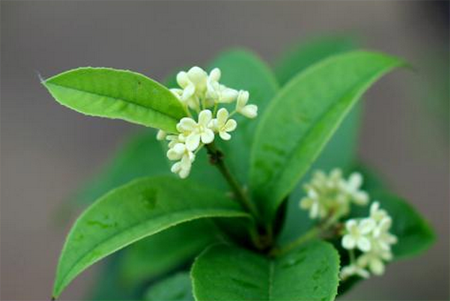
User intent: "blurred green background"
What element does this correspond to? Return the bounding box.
[1,1,448,300]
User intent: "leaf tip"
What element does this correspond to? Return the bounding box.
[36,70,47,85]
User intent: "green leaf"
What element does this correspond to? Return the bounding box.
[250,51,405,222]
[43,67,186,132]
[74,130,171,206]
[275,36,362,176]
[87,254,139,301]
[145,272,194,301]
[275,35,358,85]
[207,49,279,183]
[191,241,340,301]
[74,130,227,208]
[274,37,362,242]
[53,176,250,298]
[119,220,220,286]
[278,109,363,243]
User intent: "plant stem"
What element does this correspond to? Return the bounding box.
[205,143,260,220]
[269,227,320,257]
[270,213,342,257]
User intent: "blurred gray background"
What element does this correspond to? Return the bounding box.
[1,1,449,300]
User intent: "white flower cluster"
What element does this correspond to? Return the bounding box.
[299,169,369,220]
[340,202,397,279]
[299,169,397,280]
[157,66,258,178]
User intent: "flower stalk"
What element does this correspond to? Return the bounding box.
[270,227,321,257]
[205,143,259,220]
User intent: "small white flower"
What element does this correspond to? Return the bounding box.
[369,201,389,223]
[340,263,370,280]
[156,130,167,141]
[208,84,238,105]
[357,249,393,276]
[170,88,199,110]
[339,202,397,279]
[300,189,326,219]
[166,143,194,162]
[170,88,183,99]
[171,154,194,179]
[210,108,237,140]
[236,90,258,118]
[373,218,398,250]
[368,202,397,250]
[163,66,261,179]
[299,168,369,220]
[209,68,221,83]
[206,68,238,105]
[166,134,185,148]
[166,142,195,179]
[341,172,369,205]
[176,66,208,101]
[342,219,375,252]
[177,110,215,151]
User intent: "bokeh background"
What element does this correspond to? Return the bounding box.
[1,1,449,300]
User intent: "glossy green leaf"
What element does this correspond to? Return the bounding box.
[250,51,405,222]
[87,254,139,301]
[207,49,279,183]
[53,176,250,298]
[119,220,221,286]
[275,35,357,85]
[274,36,362,243]
[43,67,186,132]
[191,241,339,301]
[145,272,194,301]
[278,110,362,243]
[74,130,170,206]
[72,131,226,294]
[275,36,362,177]
[73,129,227,207]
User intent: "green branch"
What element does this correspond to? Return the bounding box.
[269,227,320,257]
[205,143,260,220]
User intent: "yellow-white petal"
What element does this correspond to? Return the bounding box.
[240,104,258,118]
[176,72,190,88]
[342,235,356,249]
[156,130,166,141]
[357,237,371,252]
[209,68,221,82]
[186,133,201,151]
[201,129,215,144]
[224,119,237,132]
[219,131,231,140]
[177,118,196,132]
[216,108,229,125]
[198,110,212,126]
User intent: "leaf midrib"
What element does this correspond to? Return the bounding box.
[262,65,395,207]
[45,81,183,122]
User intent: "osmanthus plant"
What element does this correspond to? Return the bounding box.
[43,37,435,301]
